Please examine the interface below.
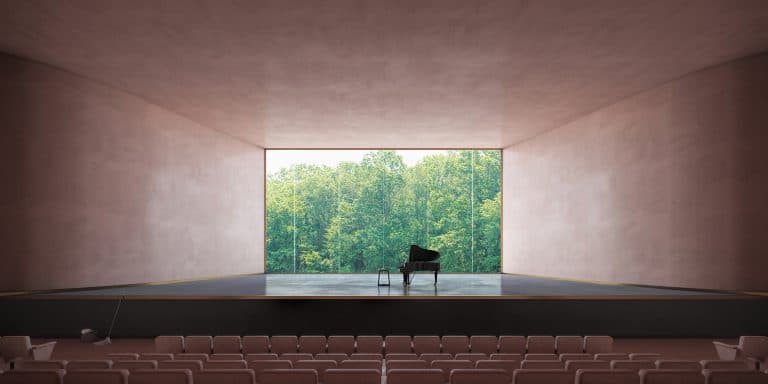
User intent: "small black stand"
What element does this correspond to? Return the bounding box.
[377,268,390,286]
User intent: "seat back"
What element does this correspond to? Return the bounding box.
[560,353,593,362]
[127,369,192,384]
[413,336,441,355]
[490,353,523,361]
[498,336,526,354]
[294,360,338,381]
[356,336,383,354]
[521,360,565,369]
[630,353,662,361]
[282,353,314,363]
[385,336,413,354]
[327,336,355,355]
[704,369,768,384]
[639,369,703,384]
[205,360,247,369]
[112,360,158,371]
[270,336,299,355]
[431,360,474,381]
[700,360,752,370]
[611,360,656,372]
[158,360,203,372]
[18,360,67,370]
[740,337,768,358]
[449,368,509,384]
[211,353,244,361]
[258,369,318,384]
[247,360,293,377]
[527,336,555,354]
[194,369,255,384]
[584,336,613,354]
[576,369,639,384]
[454,353,487,363]
[385,353,419,360]
[212,336,242,354]
[594,353,628,361]
[349,353,383,361]
[338,360,381,372]
[66,361,113,370]
[470,336,498,355]
[386,368,444,384]
[155,336,184,354]
[475,359,520,374]
[655,360,702,370]
[323,368,380,384]
[386,360,428,370]
[174,353,209,362]
[442,336,470,355]
[246,353,278,361]
[565,360,610,371]
[298,336,327,355]
[184,336,212,354]
[0,337,32,360]
[106,354,139,361]
[421,353,452,364]
[556,336,585,354]
[138,353,174,361]
[513,369,575,384]
[315,353,347,364]
[525,353,558,360]
[0,370,63,384]
[62,369,128,384]
[242,336,270,354]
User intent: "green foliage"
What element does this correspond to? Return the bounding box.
[266,150,501,273]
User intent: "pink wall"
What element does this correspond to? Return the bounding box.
[0,54,265,291]
[503,53,768,291]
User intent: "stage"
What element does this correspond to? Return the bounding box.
[1,274,766,338]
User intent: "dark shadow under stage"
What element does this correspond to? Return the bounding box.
[2,274,766,338]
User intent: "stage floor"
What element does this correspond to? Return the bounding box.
[30,273,738,299]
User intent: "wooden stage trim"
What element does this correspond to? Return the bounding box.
[4,294,759,301]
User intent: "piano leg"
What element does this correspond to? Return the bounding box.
[403,271,410,285]
[434,270,438,285]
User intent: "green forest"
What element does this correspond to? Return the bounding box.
[266,150,501,273]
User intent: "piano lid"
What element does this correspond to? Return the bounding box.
[409,244,440,262]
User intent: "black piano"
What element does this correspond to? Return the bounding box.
[399,244,440,285]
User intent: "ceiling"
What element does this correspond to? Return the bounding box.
[1,0,768,148]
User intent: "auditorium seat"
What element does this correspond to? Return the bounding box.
[525,353,558,360]
[0,370,64,384]
[575,369,638,384]
[282,353,314,363]
[194,369,255,384]
[127,369,192,384]
[294,360,338,382]
[211,353,244,360]
[213,336,242,354]
[258,368,318,384]
[338,360,381,372]
[349,353,383,361]
[158,360,203,372]
[584,336,614,354]
[559,353,593,361]
[112,360,158,371]
[413,336,441,354]
[449,368,510,384]
[63,369,128,384]
[386,368,444,384]
[242,336,270,354]
[247,353,278,361]
[475,359,520,375]
[248,360,293,377]
[442,336,470,355]
[454,353,486,363]
[703,369,768,384]
[527,336,556,353]
[270,336,299,355]
[490,353,523,360]
[204,360,247,369]
[565,360,610,371]
[106,354,139,361]
[0,336,57,363]
[713,336,768,363]
[184,336,213,354]
[700,360,752,370]
[66,360,113,370]
[521,360,565,369]
[323,368,380,384]
[355,336,383,354]
[385,353,419,360]
[594,353,628,361]
[385,336,413,354]
[612,360,656,372]
[431,359,474,381]
[326,336,355,355]
[630,353,662,360]
[316,353,347,364]
[655,360,702,370]
[139,353,173,361]
[513,369,575,384]
[299,336,327,355]
[420,353,452,364]
[175,353,209,362]
[639,369,703,384]
[386,360,428,370]
[469,336,498,355]
[18,360,67,370]
[556,336,585,354]
[498,336,526,354]
[155,336,184,354]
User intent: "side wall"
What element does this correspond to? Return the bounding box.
[0,54,265,291]
[503,53,768,291]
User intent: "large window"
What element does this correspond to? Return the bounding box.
[266,150,501,273]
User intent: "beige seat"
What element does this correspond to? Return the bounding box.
[326,336,355,355]
[0,336,57,364]
[213,336,242,354]
[184,336,213,354]
[565,360,610,371]
[513,369,575,384]
[18,360,67,370]
[175,353,209,362]
[349,353,383,361]
[242,336,270,354]
[454,353,486,363]
[112,360,158,371]
[421,353,452,364]
[315,353,347,364]
[386,368,444,384]
[527,336,556,354]
[576,369,639,384]
[0,370,64,384]
[323,368,380,384]
[521,360,565,369]
[525,353,558,360]
[498,336,526,354]
[299,336,327,355]
[355,336,383,354]
[413,336,441,355]
[385,353,419,360]
[490,353,523,361]
[442,336,470,355]
[127,369,192,384]
[204,360,247,369]
[246,353,278,361]
[139,353,174,361]
[194,369,255,384]
[431,360,474,381]
[248,360,293,377]
[106,353,139,361]
[639,369,703,384]
[158,360,204,372]
[470,336,498,355]
[475,359,520,375]
[713,337,768,366]
[700,360,752,370]
[655,360,702,370]
[595,353,629,361]
[612,360,656,372]
[66,360,113,370]
[63,369,128,384]
[703,369,768,384]
[294,360,338,382]
[258,368,318,384]
[155,336,184,354]
[282,353,314,363]
[387,360,428,370]
[560,353,593,361]
[556,336,585,354]
[385,336,413,354]
[338,360,381,372]
[630,353,662,361]
[271,336,299,355]
[211,353,244,360]
[584,337,614,354]
[449,368,509,384]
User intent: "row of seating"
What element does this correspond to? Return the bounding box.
[2,367,767,384]
[155,335,614,355]
[0,336,56,366]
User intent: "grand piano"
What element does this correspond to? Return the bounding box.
[399,244,440,285]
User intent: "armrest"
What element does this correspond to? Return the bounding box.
[712,341,739,360]
[30,341,57,360]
